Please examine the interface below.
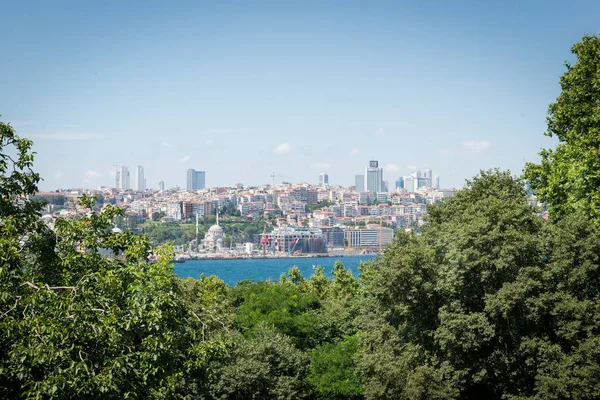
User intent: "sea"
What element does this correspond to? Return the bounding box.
[174,255,378,286]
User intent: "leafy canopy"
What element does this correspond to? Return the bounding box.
[524,35,600,224]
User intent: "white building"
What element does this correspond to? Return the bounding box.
[202,214,224,252]
[136,166,146,191]
[345,227,394,249]
[404,175,415,192]
[365,160,383,193]
[118,166,130,191]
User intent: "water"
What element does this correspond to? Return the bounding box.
[174,255,377,286]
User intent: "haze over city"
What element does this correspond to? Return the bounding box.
[2,1,599,190]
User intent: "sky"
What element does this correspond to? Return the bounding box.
[1,0,599,190]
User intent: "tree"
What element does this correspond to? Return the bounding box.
[309,335,363,399]
[524,35,600,225]
[232,281,322,350]
[209,323,310,399]
[0,120,204,398]
[357,169,600,399]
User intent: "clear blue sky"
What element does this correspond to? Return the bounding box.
[2,0,599,190]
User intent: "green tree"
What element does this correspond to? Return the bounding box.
[308,334,363,399]
[232,281,321,350]
[209,323,310,399]
[524,35,600,224]
[0,121,206,398]
[357,170,600,399]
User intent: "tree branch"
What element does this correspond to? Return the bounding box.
[0,296,21,320]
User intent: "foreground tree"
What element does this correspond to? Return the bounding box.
[524,34,600,224]
[358,170,600,399]
[0,120,206,398]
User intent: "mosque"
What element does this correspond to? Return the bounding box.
[202,212,224,252]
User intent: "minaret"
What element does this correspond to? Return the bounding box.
[195,212,199,252]
[216,209,219,226]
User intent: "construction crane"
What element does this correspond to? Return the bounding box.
[269,172,287,186]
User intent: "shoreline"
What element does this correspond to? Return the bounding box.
[174,253,376,263]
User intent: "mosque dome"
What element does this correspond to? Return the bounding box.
[208,224,224,235]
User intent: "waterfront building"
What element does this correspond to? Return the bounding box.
[261,227,326,254]
[186,169,206,191]
[365,160,383,193]
[318,173,329,186]
[345,226,394,249]
[136,165,145,191]
[202,213,224,252]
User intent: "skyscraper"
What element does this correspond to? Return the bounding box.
[118,166,130,191]
[355,175,364,191]
[136,165,145,191]
[365,160,383,193]
[186,169,206,191]
[318,173,329,186]
[404,175,415,192]
[158,180,165,191]
[395,177,404,189]
[424,168,432,187]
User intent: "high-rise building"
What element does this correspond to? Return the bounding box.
[186,169,206,191]
[395,177,404,189]
[118,166,130,191]
[433,174,440,189]
[424,168,432,187]
[136,166,145,191]
[365,160,383,193]
[319,173,329,186]
[355,175,364,191]
[158,180,165,191]
[404,175,415,192]
[382,180,389,193]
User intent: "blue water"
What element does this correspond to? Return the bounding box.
[174,255,377,286]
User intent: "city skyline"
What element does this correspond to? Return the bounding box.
[2,2,599,190]
[60,160,443,192]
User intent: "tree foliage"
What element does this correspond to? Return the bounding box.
[0,120,203,399]
[357,170,600,399]
[524,34,600,224]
